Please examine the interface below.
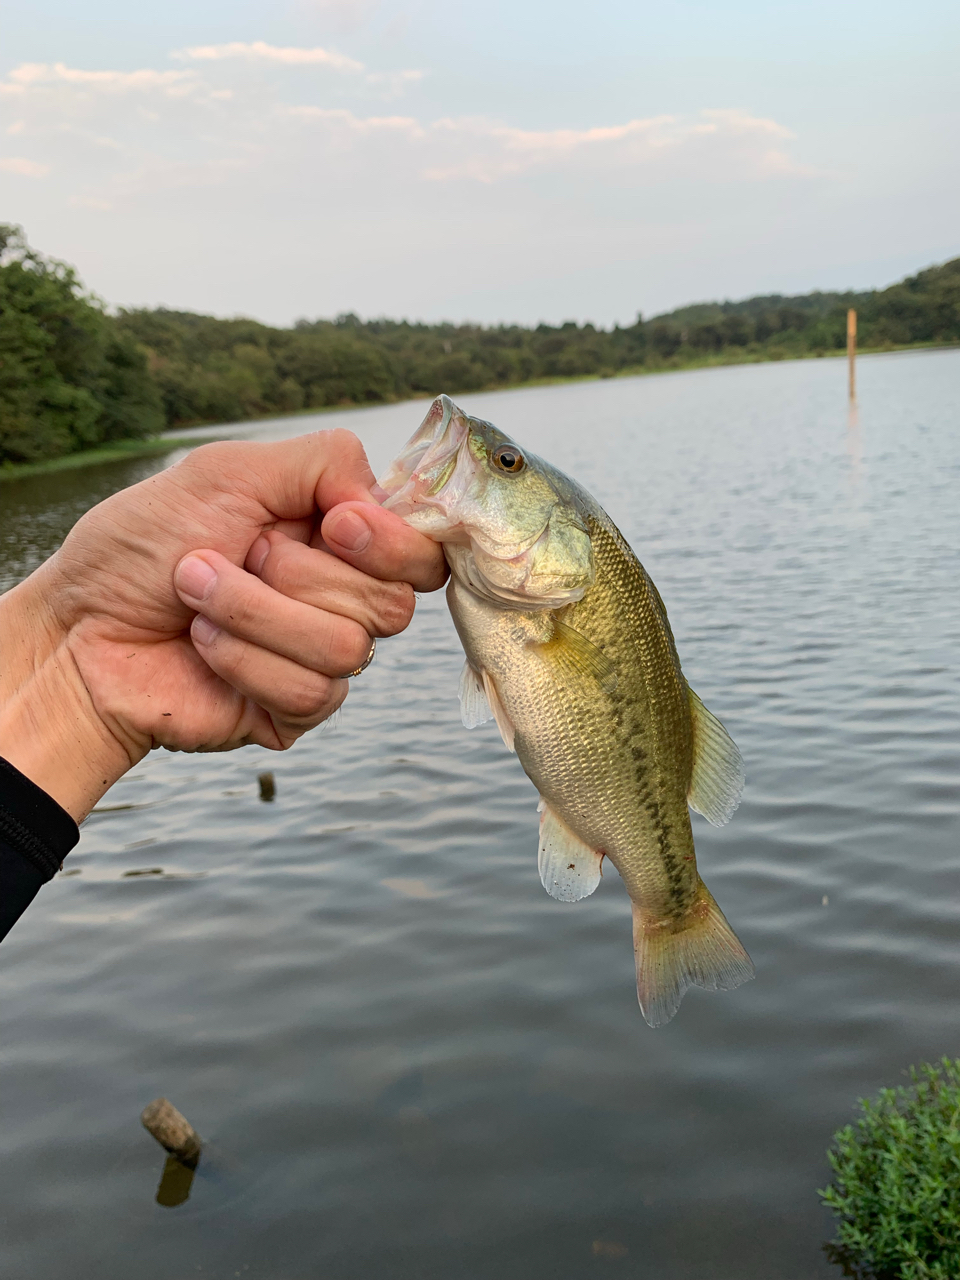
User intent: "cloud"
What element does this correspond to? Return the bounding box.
[1,62,196,95]
[366,67,424,90]
[0,155,50,176]
[282,104,423,134]
[278,103,808,186]
[0,50,821,327]
[420,110,804,183]
[175,40,366,74]
[0,55,810,202]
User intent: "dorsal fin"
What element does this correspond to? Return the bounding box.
[687,688,744,826]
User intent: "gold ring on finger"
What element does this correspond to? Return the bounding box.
[347,637,376,678]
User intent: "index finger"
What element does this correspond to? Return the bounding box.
[321,501,449,593]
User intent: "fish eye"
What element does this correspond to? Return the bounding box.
[493,444,525,474]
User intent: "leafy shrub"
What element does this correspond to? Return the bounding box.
[820,1058,960,1279]
[0,224,162,463]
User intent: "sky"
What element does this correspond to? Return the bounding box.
[1,0,958,327]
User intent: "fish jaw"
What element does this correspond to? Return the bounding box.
[378,395,474,542]
[379,393,547,560]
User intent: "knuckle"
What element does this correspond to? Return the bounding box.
[181,440,236,477]
[420,553,449,592]
[327,427,364,459]
[334,620,372,673]
[272,675,336,721]
[373,580,415,636]
[211,580,258,631]
[263,549,304,598]
[209,632,250,681]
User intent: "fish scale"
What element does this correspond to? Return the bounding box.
[453,509,698,924]
[381,394,754,1026]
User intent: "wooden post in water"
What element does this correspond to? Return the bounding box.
[141,1097,202,1166]
[847,308,857,402]
[141,1097,202,1206]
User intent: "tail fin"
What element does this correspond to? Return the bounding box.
[632,881,754,1027]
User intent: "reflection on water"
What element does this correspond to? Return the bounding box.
[0,454,185,593]
[846,401,862,493]
[155,1154,199,1208]
[2,351,960,1280]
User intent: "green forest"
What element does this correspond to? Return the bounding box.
[2,221,959,465]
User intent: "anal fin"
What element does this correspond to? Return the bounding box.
[458,661,493,729]
[537,798,603,902]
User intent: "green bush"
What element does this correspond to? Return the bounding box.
[0,224,163,463]
[820,1058,960,1279]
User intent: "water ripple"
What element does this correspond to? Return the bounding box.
[2,351,959,1279]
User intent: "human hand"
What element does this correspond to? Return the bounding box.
[0,430,447,821]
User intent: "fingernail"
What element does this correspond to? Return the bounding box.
[326,510,372,553]
[176,556,217,601]
[247,535,270,576]
[191,615,220,646]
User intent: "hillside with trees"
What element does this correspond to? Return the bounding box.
[0,225,162,464]
[2,223,958,465]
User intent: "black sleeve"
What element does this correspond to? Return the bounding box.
[0,756,79,941]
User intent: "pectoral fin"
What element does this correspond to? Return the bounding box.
[481,670,515,753]
[458,661,493,729]
[537,798,604,902]
[687,688,744,826]
[534,620,617,693]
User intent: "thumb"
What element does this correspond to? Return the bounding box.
[209,428,380,521]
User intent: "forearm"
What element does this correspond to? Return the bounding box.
[0,571,133,823]
[0,754,80,940]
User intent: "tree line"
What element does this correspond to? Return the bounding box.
[2,222,958,465]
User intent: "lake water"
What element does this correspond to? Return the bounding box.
[2,351,959,1280]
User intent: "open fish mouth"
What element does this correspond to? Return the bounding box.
[378,393,555,569]
[377,394,469,519]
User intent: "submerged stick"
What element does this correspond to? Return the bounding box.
[140,1097,202,1167]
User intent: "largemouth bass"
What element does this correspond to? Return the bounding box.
[380,395,753,1026]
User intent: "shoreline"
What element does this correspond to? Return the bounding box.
[0,435,219,483]
[3,340,954,483]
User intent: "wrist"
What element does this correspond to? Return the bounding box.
[0,571,135,822]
